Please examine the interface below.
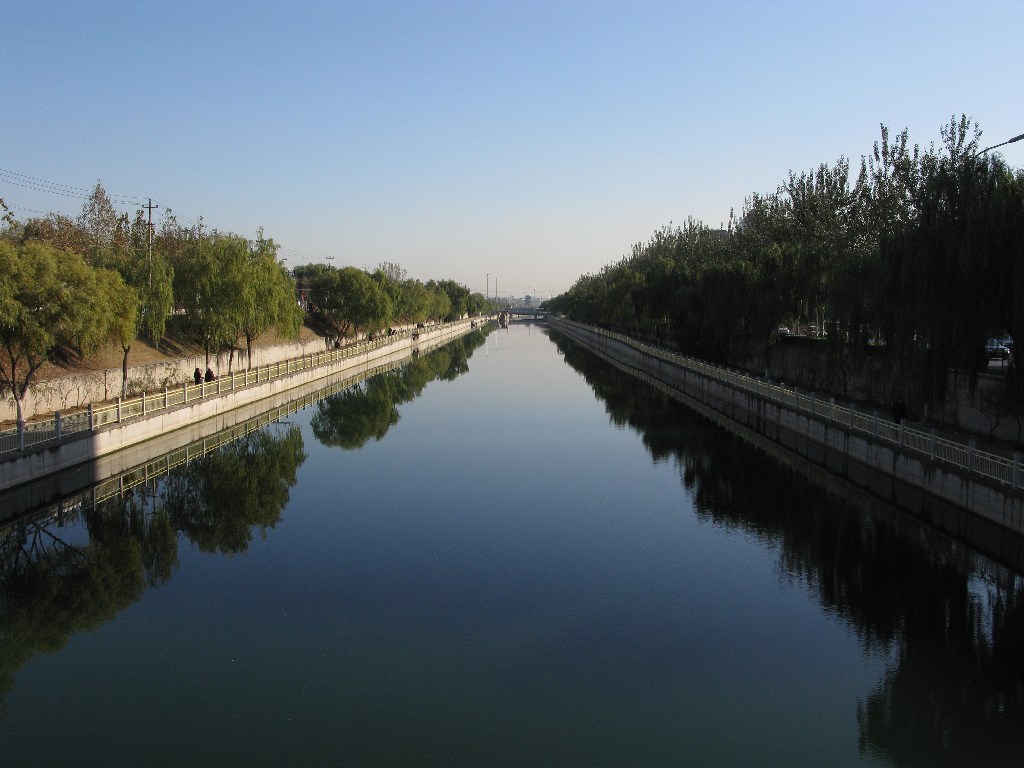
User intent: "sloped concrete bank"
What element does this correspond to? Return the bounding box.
[549,317,1024,540]
[1,320,480,493]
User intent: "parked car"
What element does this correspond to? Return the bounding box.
[985,338,1011,359]
[777,325,790,337]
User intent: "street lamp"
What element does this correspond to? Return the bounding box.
[977,132,1024,155]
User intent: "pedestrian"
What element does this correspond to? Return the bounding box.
[193,367,202,386]
[893,398,907,424]
[205,367,216,382]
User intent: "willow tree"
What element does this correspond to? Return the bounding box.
[0,241,111,422]
[175,233,249,367]
[94,267,139,398]
[433,279,471,321]
[237,231,303,369]
[310,266,393,341]
[883,116,1008,401]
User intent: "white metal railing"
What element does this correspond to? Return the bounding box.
[553,318,1021,490]
[0,323,456,458]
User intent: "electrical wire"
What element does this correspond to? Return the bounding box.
[0,167,149,208]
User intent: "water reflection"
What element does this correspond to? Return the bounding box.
[549,329,1024,766]
[312,328,488,449]
[0,424,306,720]
[0,330,491,724]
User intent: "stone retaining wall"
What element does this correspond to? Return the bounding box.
[550,318,1024,538]
[2,336,334,423]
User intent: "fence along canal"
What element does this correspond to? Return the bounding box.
[0,327,433,456]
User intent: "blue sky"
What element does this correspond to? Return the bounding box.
[3,0,1022,298]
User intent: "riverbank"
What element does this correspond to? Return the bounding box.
[1,324,332,425]
[549,316,1024,540]
[0,319,486,493]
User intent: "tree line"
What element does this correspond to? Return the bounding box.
[548,116,1024,414]
[0,187,495,422]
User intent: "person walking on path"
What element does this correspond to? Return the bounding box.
[193,368,202,386]
[893,398,908,424]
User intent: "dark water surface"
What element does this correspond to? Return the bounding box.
[1,324,1022,767]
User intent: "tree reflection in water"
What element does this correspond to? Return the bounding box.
[0,424,306,719]
[162,427,306,554]
[312,328,485,450]
[550,329,1024,766]
[0,329,489,721]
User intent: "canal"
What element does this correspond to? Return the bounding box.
[1,323,1022,767]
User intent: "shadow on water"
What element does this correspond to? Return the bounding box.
[0,329,492,723]
[548,328,1024,768]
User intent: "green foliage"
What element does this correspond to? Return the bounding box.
[0,240,113,420]
[370,266,467,325]
[309,265,393,339]
[434,279,470,321]
[236,231,303,368]
[173,233,248,361]
[95,267,139,397]
[550,116,1024,413]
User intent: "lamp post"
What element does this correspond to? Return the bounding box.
[977,132,1024,155]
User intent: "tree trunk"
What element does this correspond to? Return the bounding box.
[121,344,131,398]
[12,364,40,425]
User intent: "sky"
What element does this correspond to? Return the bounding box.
[3,0,1022,299]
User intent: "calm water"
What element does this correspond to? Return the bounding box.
[1,323,1022,767]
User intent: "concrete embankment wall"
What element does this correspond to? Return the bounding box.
[550,318,1024,538]
[1,321,475,492]
[762,337,1021,443]
[2,334,339,423]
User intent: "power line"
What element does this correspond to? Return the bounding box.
[1,201,56,217]
[0,167,149,208]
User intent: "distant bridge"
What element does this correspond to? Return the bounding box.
[504,307,547,318]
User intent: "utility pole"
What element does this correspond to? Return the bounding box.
[486,273,489,300]
[143,198,160,291]
[326,254,335,268]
